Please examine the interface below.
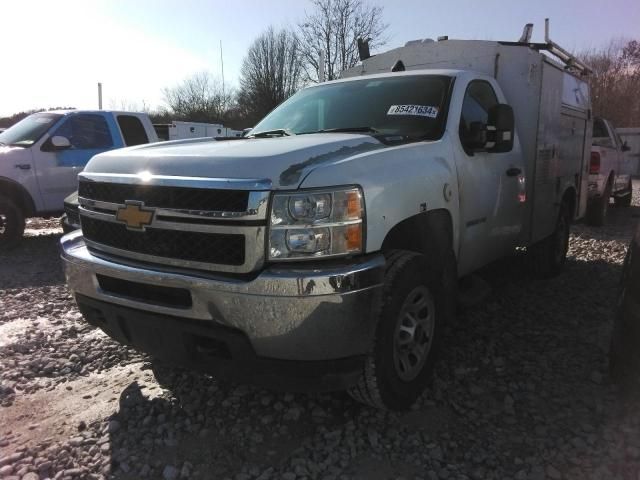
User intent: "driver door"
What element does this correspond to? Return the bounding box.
[36,113,116,211]
[454,79,526,275]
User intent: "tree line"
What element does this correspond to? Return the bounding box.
[161,0,387,128]
[578,40,640,128]
[1,5,638,130]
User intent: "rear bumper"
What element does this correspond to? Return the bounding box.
[61,231,385,389]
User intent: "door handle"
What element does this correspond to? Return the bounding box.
[14,164,31,170]
[506,167,522,177]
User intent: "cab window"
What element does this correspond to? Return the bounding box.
[459,80,499,150]
[53,114,113,149]
[117,115,149,146]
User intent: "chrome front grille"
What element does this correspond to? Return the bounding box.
[77,173,270,273]
[78,181,250,212]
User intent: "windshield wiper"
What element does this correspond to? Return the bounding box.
[313,126,380,134]
[249,128,295,138]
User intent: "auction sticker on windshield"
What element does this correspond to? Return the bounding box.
[387,105,439,118]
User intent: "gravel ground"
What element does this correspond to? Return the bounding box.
[1,185,639,480]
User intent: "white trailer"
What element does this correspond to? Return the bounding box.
[168,121,242,141]
[154,121,243,141]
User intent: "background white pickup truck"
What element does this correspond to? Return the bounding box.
[0,110,158,247]
[587,117,633,225]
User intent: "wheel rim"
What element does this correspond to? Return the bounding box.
[393,285,435,382]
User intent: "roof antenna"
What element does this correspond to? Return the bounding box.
[391,60,405,72]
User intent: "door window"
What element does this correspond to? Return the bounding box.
[117,115,149,146]
[53,114,113,149]
[459,81,499,151]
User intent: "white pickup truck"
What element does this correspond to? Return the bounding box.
[0,110,157,248]
[586,117,633,225]
[61,29,592,410]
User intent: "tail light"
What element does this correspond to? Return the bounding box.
[589,152,601,174]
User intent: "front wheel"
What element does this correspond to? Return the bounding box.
[348,250,452,410]
[0,195,25,250]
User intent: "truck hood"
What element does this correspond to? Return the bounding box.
[84,134,386,189]
[0,145,27,156]
[0,145,31,173]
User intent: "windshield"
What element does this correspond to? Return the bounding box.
[251,75,452,141]
[0,113,63,147]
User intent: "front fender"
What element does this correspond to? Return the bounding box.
[300,138,459,254]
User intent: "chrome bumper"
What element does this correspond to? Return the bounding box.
[61,230,384,361]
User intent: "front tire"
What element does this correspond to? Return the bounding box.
[0,195,25,250]
[348,250,452,410]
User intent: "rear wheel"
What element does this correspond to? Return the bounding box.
[587,179,612,226]
[614,179,633,208]
[529,202,571,278]
[0,195,25,250]
[348,250,453,410]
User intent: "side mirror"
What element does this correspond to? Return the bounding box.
[51,136,71,150]
[462,121,487,151]
[621,141,631,152]
[487,104,514,153]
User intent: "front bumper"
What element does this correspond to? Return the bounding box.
[61,231,384,389]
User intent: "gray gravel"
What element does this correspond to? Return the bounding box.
[1,186,639,480]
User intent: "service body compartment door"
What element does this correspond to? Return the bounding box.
[531,62,590,242]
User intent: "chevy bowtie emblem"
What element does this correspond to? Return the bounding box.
[116,201,155,230]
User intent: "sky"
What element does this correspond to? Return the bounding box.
[0,0,638,117]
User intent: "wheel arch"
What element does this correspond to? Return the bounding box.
[0,177,36,217]
[381,209,455,273]
[606,170,615,189]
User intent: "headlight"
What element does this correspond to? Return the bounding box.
[269,187,364,260]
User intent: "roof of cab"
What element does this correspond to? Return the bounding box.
[44,110,148,116]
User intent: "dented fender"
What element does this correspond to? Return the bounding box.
[300,134,460,255]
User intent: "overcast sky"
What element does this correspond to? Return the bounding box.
[0,0,638,117]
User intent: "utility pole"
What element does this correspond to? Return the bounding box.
[318,50,326,82]
[98,82,103,110]
[220,40,225,103]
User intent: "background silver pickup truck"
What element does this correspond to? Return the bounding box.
[587,117,634,225]
[61,36,592,410]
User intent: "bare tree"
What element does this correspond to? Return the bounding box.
[579,39,640,127]
[163,72,233,123]
[108,99,151,112]
[237,27,304,126]
[298,0,387,82]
